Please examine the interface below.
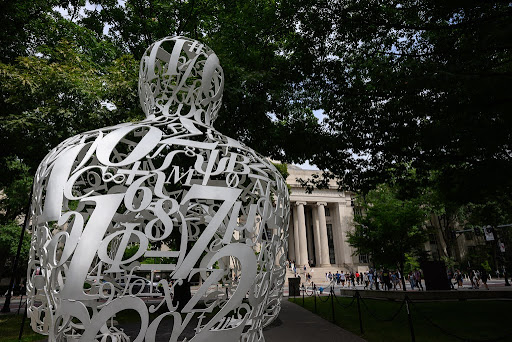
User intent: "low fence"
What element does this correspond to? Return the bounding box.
[293,285,512,342]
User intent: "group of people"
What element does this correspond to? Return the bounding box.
[286,260,428,291]
[448,269,490,290]
[322,269,425,291]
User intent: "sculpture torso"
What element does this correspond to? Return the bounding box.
[26,37,290,342]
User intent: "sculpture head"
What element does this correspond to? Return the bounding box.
[138,36,224,126]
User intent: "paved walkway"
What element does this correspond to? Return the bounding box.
[264,299,366,342]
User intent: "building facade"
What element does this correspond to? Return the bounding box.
[285,165,369,272]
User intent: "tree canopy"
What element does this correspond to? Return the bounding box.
[0,0,325,222]
[301,1,512,202]
[1,0,511,226]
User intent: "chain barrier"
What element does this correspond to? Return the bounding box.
[408,298,512,342]
[359,295,406,322]
[291,284,510,342]
[317,291,332,303]
[303,286,316,297]
[333,291,356,309]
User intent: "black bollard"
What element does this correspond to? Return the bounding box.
[302,285,305,306]
[17,294,23,315]
[314,289,317,313]
[356,291,363,334]
[405,296,416,342]
[330,287,335,323]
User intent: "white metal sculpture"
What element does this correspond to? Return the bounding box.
[26,36,290,342]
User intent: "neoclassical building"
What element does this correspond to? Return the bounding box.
[285,165,369,272]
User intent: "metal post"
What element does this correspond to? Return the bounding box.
[302,285,305,306]
[17,294,23,315]
[356,291,363,334]
[314,289,317,313]
[405,296,416,342]
[1,184,33,313]
[330,287,335,323]
[18,303,27,342]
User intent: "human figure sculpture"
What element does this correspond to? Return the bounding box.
[26,36,290,342]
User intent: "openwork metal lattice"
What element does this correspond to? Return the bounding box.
[26,36,290,342]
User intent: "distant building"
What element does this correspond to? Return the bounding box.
[285,164,369,272]
[286,164,490,274]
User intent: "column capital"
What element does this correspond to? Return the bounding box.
[295,201,307,206]
[316,202,327,207]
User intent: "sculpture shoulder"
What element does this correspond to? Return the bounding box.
[207,129,285,183]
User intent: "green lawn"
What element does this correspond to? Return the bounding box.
[0,314,44,342]
[289,295,512,342]
[3,297,511,342]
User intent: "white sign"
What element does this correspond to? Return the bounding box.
[499,240,506,252]
[484,226,495,241]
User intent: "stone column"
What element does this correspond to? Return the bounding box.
[316,202,331,266]
[311,206,322,266]
[332,203,346,266]
[288,216,295,262]
[293,204,301,265]
[333,200,354,266]
[340,199,354,265]
[296,202,309,267]
[305,207,314,265]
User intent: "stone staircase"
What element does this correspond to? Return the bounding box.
[284,265,354,287]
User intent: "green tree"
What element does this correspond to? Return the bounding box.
[0,39,139,222]
[0,222,31,282]
[88,0,325,162]
[294,1,512,205]
[348,184,428,290]
[0,0,325,222]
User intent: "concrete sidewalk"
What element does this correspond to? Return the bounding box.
[264,299,366,342]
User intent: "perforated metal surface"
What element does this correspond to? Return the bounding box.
[26,36,290,342]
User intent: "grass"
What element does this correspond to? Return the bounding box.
[4,296,511,342]
[289,295,512,342]
[0,314,45,342]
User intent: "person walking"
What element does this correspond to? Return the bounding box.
[415,269,424,291]
[480,269,489,290]
[469,270,476,289]
[382,269,391,291]
[455,269,463,288]
[391,271,397,290]
[408,272,415,290]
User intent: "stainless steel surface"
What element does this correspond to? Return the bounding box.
[27,36,290,341]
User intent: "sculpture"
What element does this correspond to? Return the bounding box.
[26,36,290,342]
